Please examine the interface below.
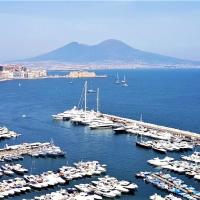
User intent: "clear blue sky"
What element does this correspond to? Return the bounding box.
[0,1,200,62]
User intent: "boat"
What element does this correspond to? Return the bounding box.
[121,75,128,86]
[115,73,120,84]
[136,141,152,149]
[88,89,96,93]
[152,146,167,154]
[122,82,128,87]
[113,126,127,134]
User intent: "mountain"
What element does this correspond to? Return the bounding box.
[25,39,200,66]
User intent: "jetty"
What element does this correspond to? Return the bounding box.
[104,113,200,141]
[52,80,200,143]
[52,108,200,145]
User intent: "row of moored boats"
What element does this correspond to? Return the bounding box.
[27,175,137,200]
[0,142,65,162]
[0,163,28,176]
[136,171,200,200]
[0,160,138,199]
[150,193,182,200]
[148,154,200,180]
[136,139,194,153]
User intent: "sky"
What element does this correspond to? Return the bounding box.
[0,1,200,62]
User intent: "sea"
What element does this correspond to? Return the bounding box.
[0,69,200,200]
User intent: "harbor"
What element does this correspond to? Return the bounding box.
[50,79,200,200]
[0,69,200,199]
[52,81,200,147]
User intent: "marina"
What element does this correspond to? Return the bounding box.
[52,80,200,146]
[0,161,107,199]
[0,69,200,199]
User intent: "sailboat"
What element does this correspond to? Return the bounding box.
[121,75,128,87]
[115,73,120,84]
[96,88,99,113]
[87,81,96,93]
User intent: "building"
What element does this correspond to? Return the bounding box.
[0,66,4,71]
[0,64,47,81]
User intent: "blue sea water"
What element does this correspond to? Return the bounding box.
[0,69,200,199]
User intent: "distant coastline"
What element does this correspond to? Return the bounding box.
[3,61,200,71]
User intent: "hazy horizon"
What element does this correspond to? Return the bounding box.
[0,1,200,62]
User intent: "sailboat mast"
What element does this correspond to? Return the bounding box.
[84,81,87,116]
[140,114,143,142]
[96,88,99,113]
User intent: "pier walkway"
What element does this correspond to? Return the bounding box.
[102,112,200,141]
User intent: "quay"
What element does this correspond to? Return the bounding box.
[103,113,200,141]
[53,108,200,144]
[52,81,200,143]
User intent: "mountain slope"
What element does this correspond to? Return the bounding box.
[26,39,200,65]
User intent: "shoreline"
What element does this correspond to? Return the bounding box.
[0,74,108,82]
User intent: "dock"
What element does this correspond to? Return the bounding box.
[102,112,200,141]
[53,108,200,144]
